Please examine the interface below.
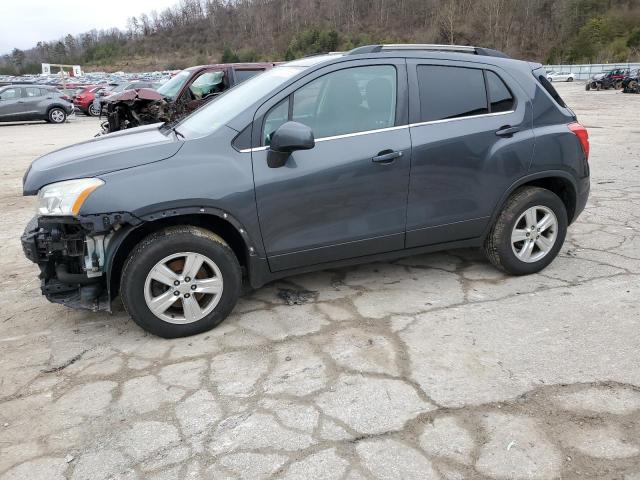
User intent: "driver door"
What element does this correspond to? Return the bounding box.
[0,87,23,120]
[251,61,411,272]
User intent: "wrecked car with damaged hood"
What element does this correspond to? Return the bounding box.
[100,63,277,134]
[22,46,590,338]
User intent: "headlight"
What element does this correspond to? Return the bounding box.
[37,178,104,216]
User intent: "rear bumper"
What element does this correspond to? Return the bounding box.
[573,176,590,223]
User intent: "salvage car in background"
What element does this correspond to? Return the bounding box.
[0,85,73,123]
[621,69,639,93]
[585,68,629,90]
[100,63,278,134]
[547,71,575,82]
[73,85,104,116]
[93,80,158,116]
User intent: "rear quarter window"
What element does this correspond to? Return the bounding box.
[536,74,567,108]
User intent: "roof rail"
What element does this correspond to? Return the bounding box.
[347,44,510,58]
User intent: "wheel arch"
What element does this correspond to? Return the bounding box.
[484,171,578,239]
[106,210,253,300]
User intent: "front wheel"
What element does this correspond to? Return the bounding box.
[567,77,574,82]
[484,187,567,275]
[120,226,241,338]
[48,107,67,123]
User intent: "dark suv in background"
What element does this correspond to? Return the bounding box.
[0,85,73,123]
[21,44,590,337]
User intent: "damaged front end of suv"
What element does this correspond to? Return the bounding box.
[21,124,183,311]
[21,196,140,311]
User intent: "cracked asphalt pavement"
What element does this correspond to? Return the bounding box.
[1,84,639,479]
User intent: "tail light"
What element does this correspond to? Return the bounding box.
[568,122,589,160]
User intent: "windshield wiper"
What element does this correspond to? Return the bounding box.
[172,126,185,139]
[160,121,185,139]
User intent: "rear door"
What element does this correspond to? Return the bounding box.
[0,87,23,120]
[251,60,411,271]
[406,60,534,248]
[22,86,46,117]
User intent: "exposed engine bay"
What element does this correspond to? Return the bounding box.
[100,69,227,134]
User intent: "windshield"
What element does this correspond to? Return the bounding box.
[177,66,304,139]
[157,70,191,99]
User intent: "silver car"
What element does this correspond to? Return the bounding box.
[0,85,74,124]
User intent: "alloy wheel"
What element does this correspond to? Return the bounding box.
[143,252,224,324]
[50,109,65,123]
[511,206,558,263]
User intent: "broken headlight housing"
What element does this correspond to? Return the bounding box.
[37,178,104,216]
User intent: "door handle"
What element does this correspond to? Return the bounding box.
[495,125,520,137]
[372,150,403,164]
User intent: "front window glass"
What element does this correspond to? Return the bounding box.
[291,65,397,139]
[417,65,488,122]
[157,70,191,99]
[0,87,20,99]
[177,66,304,139]
[263,98,289,145]
[189,71,225,100]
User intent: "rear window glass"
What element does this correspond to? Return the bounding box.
[536,74,566,107]
[235,69,263,83]
[417,65,488,122]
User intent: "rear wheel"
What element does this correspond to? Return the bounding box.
[614,80,623,90]
[120,226,241,338]
[585,83,591,91]
[88,103,100,116]
[567,77,574,82]
[484,187,567,275]
[48,107,66,123]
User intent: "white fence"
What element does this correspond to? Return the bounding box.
[543,63,640,81]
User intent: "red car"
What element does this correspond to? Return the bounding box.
[73,86,104,116]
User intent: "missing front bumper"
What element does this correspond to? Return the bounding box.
[21,216,110,311]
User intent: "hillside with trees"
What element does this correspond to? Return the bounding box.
[2,0,640,74]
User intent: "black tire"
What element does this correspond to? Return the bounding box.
[88,103,100,116]
[47,107,66,124]
[585,83,591,91]
[120,225,242,338]
[567,77,573,82]
[484,187,567,276]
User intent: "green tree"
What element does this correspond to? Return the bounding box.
[10,48,25,72]
[221,47,239,63]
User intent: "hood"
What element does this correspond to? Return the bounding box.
[592,73,605,80]
[105,88,165,103]
[23,123,183,195]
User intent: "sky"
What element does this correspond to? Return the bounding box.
[0,0,178,55]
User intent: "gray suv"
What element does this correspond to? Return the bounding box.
[21,44,590,337]
[0,85,74,123]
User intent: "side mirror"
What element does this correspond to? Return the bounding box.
[267,121,315,168]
